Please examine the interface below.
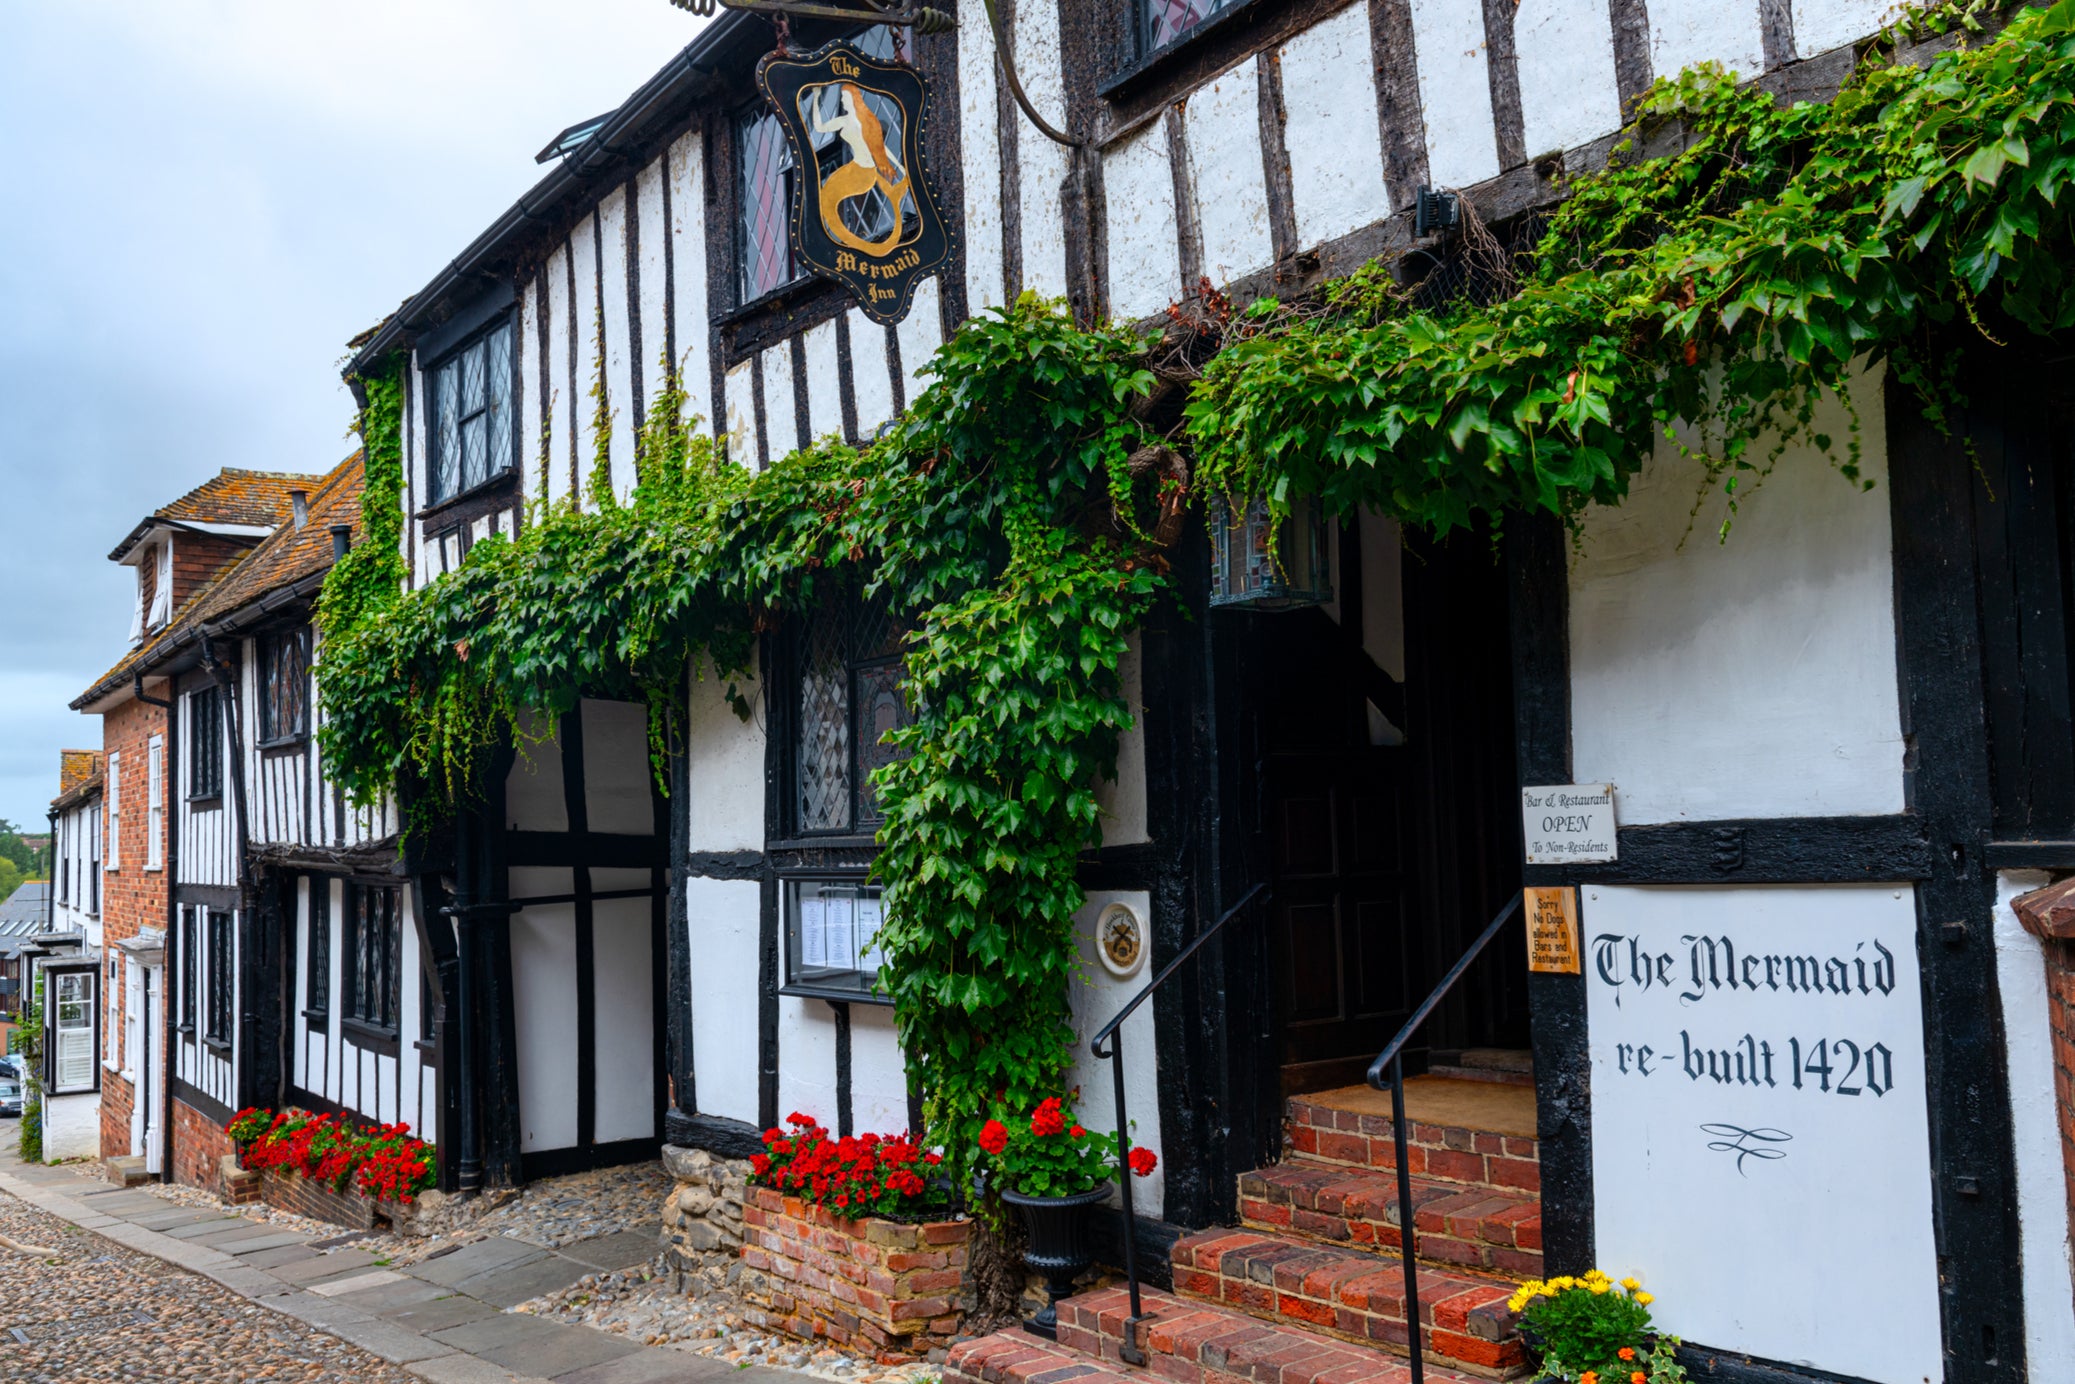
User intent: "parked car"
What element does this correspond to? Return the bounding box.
[0,1073,22,1118]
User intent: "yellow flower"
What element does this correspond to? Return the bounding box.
[1590,1281,1610,1294]
[1621,1276,1640,1291]
[1637,1291,1655,1305]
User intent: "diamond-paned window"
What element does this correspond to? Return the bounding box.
[740,109,799,303]
[793,589,909,835]
[428,319,515,505]
[1141,0,1242,53]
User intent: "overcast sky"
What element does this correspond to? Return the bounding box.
[0,0,711,831]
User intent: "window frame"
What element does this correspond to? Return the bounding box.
[779,872,893,1004]
[146,734,165,870]
[188,686,224,802]
[88,803,100,916]
[1097,0,1273,99]
[782,591,911,841]
[178,909,197,1037]
[304,877,331,1021]
[736,102,806,309]
[106,752,121,870]
[257,626,313,747]
[423,315,519,510]
[204,911,232,1051]
[342,882,403,1049]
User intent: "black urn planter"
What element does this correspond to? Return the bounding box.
[1000,1184,1111,1339]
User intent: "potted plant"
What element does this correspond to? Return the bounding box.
[1507,1270,1688,1383]
[978,1096,1157,1337]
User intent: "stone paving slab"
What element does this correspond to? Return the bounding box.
[327,1313,462,1365]
[313,1267,415,1297]
[333,1274,455,1314]
[470,1320,642,1377]
[157,1213,251,1237]
[130,1206,229,1229]
[429,1312,580,1356]
[227,1230,326,1256]
[406,1354,557,1384]
[552,1350,771,1383]
[244,1241,328,1269]
[386,1292,505,1336]
[458,1252,590,1308]
[561,1227,665,1272]
[270,1247,387,1283]
[411,1235,549,1285]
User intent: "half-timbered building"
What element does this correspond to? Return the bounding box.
[318,2,2075,1381]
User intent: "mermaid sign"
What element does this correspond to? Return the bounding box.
[757,40,952,326]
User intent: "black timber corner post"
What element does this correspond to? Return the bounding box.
[1888,363,2026,1383]
[1506,514,1593,1276]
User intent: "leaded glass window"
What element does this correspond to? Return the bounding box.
[739,109,800,303]
[1140,0,1242,53]
[428,320,515,504]
[206,911,232,1045]
[188,686,223,799]
[306,879,330,1018]
[793,591,909,835]
[345,884,402,1036]
[260,626,312,743]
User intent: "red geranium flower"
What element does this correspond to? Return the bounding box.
[1128,1146,1158,1177]
[979,1119,1010,1155]
[1030,1098,1066,1137]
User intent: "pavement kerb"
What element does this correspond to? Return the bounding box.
[0,1163,537,1383]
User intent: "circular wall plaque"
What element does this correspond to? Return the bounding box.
[1096,902,1146,979]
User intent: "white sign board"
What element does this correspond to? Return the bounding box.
[1522,784,1617,864]
[1585,885,1941,1383]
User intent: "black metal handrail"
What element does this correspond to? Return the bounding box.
[1091,881,1271,1366]
[1363,890,1525,1384]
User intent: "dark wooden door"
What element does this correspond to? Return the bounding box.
[1268,746,1416,1096]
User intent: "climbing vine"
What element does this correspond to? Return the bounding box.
[316,4,2075,1171]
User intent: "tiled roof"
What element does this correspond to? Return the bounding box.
[71,455,364,711]
[58,750,101,797]
[108,467,319,562]
[0,883,51,930]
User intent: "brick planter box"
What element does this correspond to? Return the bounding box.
[225,1155,426,1235]
[739,1186,971,1358]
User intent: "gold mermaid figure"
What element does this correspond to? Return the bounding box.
[809,83,911,257]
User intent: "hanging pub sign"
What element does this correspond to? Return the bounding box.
[756,39,953,326]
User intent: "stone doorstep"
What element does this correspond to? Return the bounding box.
[1057,1285,1496,1384]
[1240,1162,1542,1277]
[1168,1230,1527,1378]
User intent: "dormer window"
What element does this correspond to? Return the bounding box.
[428,319,515,505]
[134,539,173,642]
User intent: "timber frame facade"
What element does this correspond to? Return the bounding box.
[41,2,2075,1381]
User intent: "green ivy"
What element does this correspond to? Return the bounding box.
[316,4,2075,1174]
[1190,1,2075,539]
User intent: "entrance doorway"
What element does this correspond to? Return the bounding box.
[1223,518,1528,1101]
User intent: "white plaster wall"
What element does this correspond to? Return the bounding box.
[637,155,671,421]
[1407,0,1500,189]
[850,1003,910,1133]
[1993,871,2075,1374]
[1103,124,1181,324]
[581,699,655,836]
[1096,636,1150,848]
[1186,60,1275,286]
[520,277,545,503]
[510,868,580,1154]
[1648,0,1766,79]
[724,359,759,470]
[1515,0,1624,162]
[669,130,713,431]
[686,877,763,1126]
[506,714,570,833]
[546,242,575,508]
[801,319,843,442]
[896,277,945,395]
[593,888,658,1145]
[686,661,765,853]
[1014,0,1070,298]
[1065,890,1165,1216]
[1585,884,1942,1382]
[1569,366,1904,822]
[778,996,840,1130]
[849,308,898,435]
[959,11,1008,311]
[1794,0,1905,58]
[41,1091,98,1163]
[1280,6,1392,249]
[600,185,636,500]
[762,343,801,458]
[572,221,602,502]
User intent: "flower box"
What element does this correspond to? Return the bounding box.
[251,1161,428,1234]
[739,1185,971,1358]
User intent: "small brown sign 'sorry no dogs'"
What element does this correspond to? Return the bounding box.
[1525,885,1581,975]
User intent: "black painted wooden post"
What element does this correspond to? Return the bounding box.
[1888,364,2027,1383]
[1507,514,1594,1276]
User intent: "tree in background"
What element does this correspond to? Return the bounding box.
[0,820,47,888]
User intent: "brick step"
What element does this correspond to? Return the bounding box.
[1286,1096,1539,1192]
[1057,1284,1491,1384]
[1240,1160,1541,1277]
[946,1328,1145,1384]
[1170,1229,1528,1378]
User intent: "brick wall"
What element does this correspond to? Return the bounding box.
[740,1187,970,1358]
[1286,1095,1541,1192]
[2042,936,2075,1241]
[167,534,248,612]
[99,695,168,1163]
[172,1097,234,1195]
